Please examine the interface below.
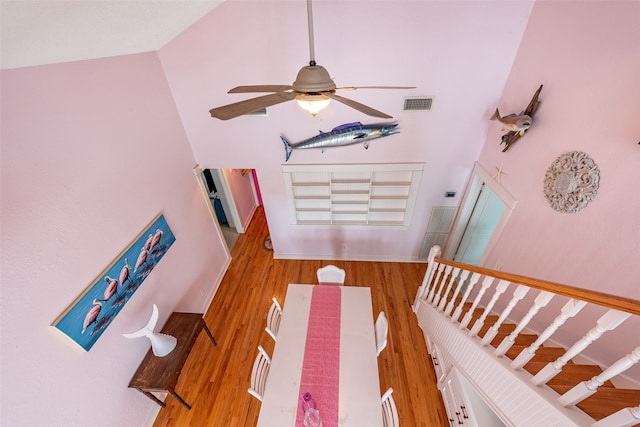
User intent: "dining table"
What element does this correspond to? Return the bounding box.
[257,283,383,427]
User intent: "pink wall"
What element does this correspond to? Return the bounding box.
[0,53,227,425]
[158,0,534,260]
[477,1,640,378]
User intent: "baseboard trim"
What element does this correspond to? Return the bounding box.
[273,253,427,263]
[143,394,165,427]
[202,256,232,314]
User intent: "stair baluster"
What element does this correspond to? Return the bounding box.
[427,263,447,304]
[469,279,510,337]
[445,270,471,317]
[495,290,554,357]
[481,284,529,345]
[459,276,493,329]
[433,265,453,307]
[558,346,640,406]
[451,272,481,323]
[511,298,587,370]
[531,309,632,385]
[438,267,461,312]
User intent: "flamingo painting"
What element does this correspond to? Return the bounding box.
[134,247,148,272]
[52,213,175,351]
[82,299,102,334]
[100,276,119,302]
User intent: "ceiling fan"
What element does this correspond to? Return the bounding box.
[208,0,415,120]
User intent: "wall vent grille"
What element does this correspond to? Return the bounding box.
[420,206,457,258]
[404,97,433,111]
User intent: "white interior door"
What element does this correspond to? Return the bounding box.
[453,183,506,265]
[444,162,517,266]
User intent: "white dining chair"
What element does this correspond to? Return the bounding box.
[375,311,388,357]
[265,297,282,342]
[248,345,271,402]
[381,387,399,427]
[316,265,346,285]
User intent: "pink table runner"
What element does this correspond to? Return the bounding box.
[295,285,342,427]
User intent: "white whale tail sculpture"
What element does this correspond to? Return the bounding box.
[123,304,177,357]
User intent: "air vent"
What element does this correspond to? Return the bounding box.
[420,206,457,259]
[404,97,433,111]
[245,108,268,116]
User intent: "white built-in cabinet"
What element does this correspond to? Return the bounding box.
[424,334,505,427]
[282,163,423,227]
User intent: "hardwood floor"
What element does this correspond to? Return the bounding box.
[152,206,448,426]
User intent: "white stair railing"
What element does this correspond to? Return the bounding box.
[414,248,640,426]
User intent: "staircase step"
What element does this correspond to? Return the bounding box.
[469,309,494,323]
[575,387,640,421]
[505,345,566,363]
[490,332,538,349]
[472,315,500,335]
[523,363,615,392]
[478,321,514,339]
[458,304,485,325]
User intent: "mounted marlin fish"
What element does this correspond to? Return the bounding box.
[281,122,399,161]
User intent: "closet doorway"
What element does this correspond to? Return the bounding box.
[444,163,517,266]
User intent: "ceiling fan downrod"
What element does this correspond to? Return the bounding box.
[306,0,316,67]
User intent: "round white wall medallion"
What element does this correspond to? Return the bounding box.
[543,151,600,213]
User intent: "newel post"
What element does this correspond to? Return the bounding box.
[412,245,441,312]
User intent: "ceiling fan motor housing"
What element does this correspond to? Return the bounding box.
[292,65,336,93]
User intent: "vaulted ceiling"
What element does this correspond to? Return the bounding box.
[0,0,224,69]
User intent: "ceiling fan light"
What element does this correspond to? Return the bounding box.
[295,94,331,116]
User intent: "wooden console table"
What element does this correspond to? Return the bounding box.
[128,312,216,410]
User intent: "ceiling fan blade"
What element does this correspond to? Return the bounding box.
[228,85,294,94]
[209,92,297,120]
[336,86,416,91]
[325,93,393,119]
